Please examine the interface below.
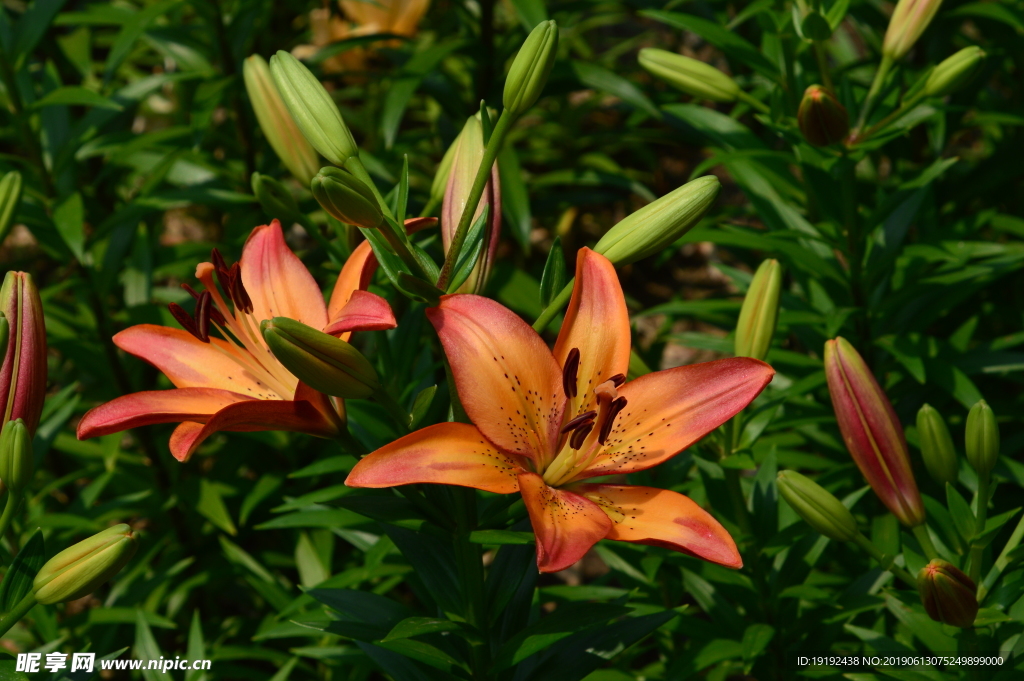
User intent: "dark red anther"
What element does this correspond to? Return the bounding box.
[609,373,626,388]
[232,265,253,313]
[562,347,580,399]
[195,291,212,343]
[168,303,204,341]
[211,248,227,271]
[561,410,596,434]
[181,283,200,300]
[599,397,627,445]
[569,422,594,450]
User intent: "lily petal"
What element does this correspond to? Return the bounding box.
[427,295,564,466]
[324,290,397,337]
[169,421,205,461]
[577,484,742,568]
[76,388,254,439]
[327,240,377,323]
[576,357,774,479]
[553,249,631,419]
[346,422,523,493]
[168,398,341,462]
[114,325,275,397]
[240,220,328,329]
[518,471,612,573]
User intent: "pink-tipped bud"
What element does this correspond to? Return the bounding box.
[882,0,944,61]
[0,272,47,435]
[917,559,978,628]
[824,337,924,527]
[441,115,501,294]
[797,85,849,147]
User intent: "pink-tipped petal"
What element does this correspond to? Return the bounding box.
[553,248,631,419]
[328,241,377,324]
[324,290,397,337]
[575,357,774,479]
[346,422,524,493]
[169,421,206,461]
[577,484,742,568]
[76,389,255,439]
[427,295,564,467]
[518,471,612,573]
[240,220,328,328]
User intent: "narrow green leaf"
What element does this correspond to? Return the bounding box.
[539,237,567,308]
[0,530,44,611]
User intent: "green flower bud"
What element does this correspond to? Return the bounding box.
[917,559,978,628]
[243,55,320,185]
[925,47,985,97]
[33,524,138,604]
[638,48,739,103]
[797,85,849,147]
[251,173,302,224]
[0,170,23,244]
[262,317,380,399]
[882,0,944,61]
[311,167,383,229]
[594,176,720,266]
[916,404,958,485]
[269,51,357,166]
[503,20,559,116]
[965,400,998,475]
[777,470,859,542]
[0,419,32,495]
[734,259,782,361]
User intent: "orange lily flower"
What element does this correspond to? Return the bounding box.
[78,219,431,462]
[347,248,774,572]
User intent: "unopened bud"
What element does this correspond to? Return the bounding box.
[777,470,858,542]
[311,167,383,229]
[0,272,47,435]
[0,419,32,495]
[0,313,7,360]
[925,46,985,97]
[798,85,849,146]
[0,170,23,244]
[735,259,782,360]
[269,51,357,166]
[243,55,320,184]
[882,0,944,61]
[262,317,379,399]
[638,49,739,103]
[33,524,138,604]
[916,404,957,485]
[252,173,302,224]
[430,136,460,206]
[503,20,559,116]
[442,115,501,293]
[825,337,925,527]
[965,400,998,475]
[595,176,720,266]
[917,559,978,628]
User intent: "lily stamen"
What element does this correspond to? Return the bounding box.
[561,410,596,434]
[569,422,593,450]
[562,347,580,398]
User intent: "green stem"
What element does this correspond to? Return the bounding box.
[912,523,939,561]
[969,472,991,585]
[851,532,917,587]
[0,591,36,637]
[736,90,771,114]
[372,387,409,434]
[855,54,893,132]
[855,91,927,144]
[724,468,753,536]
[532,279,574,332]
[436,110,513,289]
[0,493,22,550]
[813,41,833,93]
[452,488,487,676]
[978,511,1024,603]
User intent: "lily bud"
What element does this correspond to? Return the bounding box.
[965,400,998,475]
[882,0,944,61]
[926,47,985,97]
[917,559,978,628]
[824,337,925,527]
[797,85,849,147]
[503,20,559,116]
[916,404,958,485]
[638,49,740,103]
[0,419,32,495]
[252,173,302,224]
[33,524,138,604]
[734,259,782,361]
[262,317,379,399]
[0,170,23,244]
[243,55,320,185]
[269,50,358,166]
[311,167,383,229]
[0,313,8,360]
[777,470,858,542]
[0,272,47,435]
[442,115,502,293]
[594,176,720,266]
[430,137,460,208]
